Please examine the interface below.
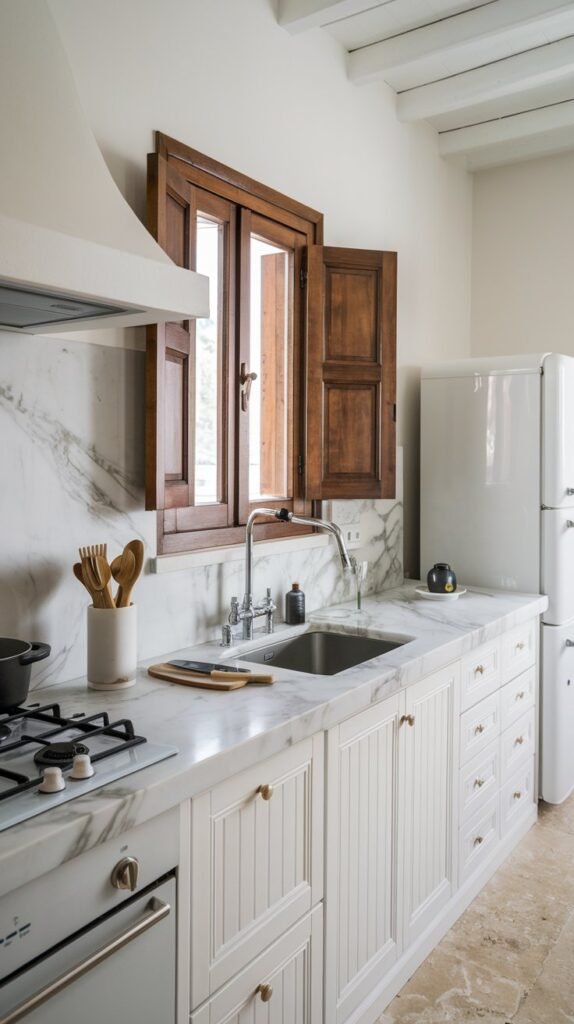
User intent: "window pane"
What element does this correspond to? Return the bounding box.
[249,236,292,501]
[195,215,222,505]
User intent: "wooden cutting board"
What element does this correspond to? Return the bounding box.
[148,663,274,690]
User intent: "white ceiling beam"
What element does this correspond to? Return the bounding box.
[397,35,574,121]
[439,98,574,156]
[349,0,574,88]
[465,122,574,169]
[277,0,385,35]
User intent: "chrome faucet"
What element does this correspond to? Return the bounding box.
[221,507,354,645]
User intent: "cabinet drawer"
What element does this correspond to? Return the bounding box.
[500,666,536,731]
[500,707,535,780]
[459,739,499,824]
[191,906,323,1024]
[460,691,501,766]
[461,640,501,711]
[459,797,499,885]
[500,758,535,837]
[190,735,324,1007]
[501,620,536,683]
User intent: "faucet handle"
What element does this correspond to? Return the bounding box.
[229,596,240,625]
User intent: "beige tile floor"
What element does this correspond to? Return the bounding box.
[378,796,574,1024]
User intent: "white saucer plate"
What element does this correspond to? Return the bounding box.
[415,586,467,601]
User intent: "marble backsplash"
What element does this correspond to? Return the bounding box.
[0,333,403,686]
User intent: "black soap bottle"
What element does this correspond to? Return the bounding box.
[285,583,305,624]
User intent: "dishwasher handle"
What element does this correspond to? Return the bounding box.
[0,897,170,1024]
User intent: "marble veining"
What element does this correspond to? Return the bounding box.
[0,332,403,686]
[0,583,547,898]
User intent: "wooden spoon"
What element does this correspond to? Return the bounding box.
[73,561,102,607]
[119,539,144,608]
[82,555,115,609]
[111,549,136,608]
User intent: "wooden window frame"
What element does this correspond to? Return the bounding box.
[147,133,324,555]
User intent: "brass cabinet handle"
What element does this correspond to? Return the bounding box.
[474,723,486,735]
[515,691,525,701]
[400,714,415,727]
[474,664,486,675]
[257,783,274,800]
[473,835,484,847]
[514,735,525,746]
[515,641,525,650]
[513,791,522,800]
[111,856,139,892]
[474,778,485,788]
[256,983,273,1003]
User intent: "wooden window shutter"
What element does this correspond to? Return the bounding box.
[305,246,396,500]
[145,154,196,511]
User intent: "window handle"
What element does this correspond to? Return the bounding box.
[240,363,258,412]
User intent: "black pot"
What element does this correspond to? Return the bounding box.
[0,639,51,711]
[427,563,457,594]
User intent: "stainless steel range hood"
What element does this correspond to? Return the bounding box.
[0,0,208,334]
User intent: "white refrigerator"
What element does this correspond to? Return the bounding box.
[420,353,574,805]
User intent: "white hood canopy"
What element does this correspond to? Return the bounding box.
[0,0,208,333]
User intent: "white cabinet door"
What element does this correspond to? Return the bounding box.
[324,695,401,1024]
[399,663,460,948]
[190,735,323,1007]
[191,908,323,1024]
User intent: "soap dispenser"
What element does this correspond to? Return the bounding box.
[285,583,305,625]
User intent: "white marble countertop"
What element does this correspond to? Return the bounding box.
[0,582,547,896]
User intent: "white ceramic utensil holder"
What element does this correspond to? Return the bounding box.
[87,605,137,690]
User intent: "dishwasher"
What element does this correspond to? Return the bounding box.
[0,809,179,1023]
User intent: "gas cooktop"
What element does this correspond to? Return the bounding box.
[0,703,177,832]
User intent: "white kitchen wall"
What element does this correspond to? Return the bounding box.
[45,0,473,576]
[0,0,474,684]
[472,151,574,358]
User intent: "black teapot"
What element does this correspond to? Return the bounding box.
[427,563,457,594]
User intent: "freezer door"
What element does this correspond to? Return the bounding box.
[541,623,574,804]
[541,509,574,624]
[542,353,574,508]
[421,371,540,592]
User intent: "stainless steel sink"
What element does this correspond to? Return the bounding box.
[239,629,410,676]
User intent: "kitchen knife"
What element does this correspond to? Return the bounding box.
[168,659,251,675]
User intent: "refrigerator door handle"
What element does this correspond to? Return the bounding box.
[565,639,574,647]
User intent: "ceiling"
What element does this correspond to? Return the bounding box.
[278,0,574,171]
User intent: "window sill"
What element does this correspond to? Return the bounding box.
[151,531,330,574]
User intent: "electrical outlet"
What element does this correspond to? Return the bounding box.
[344,520,362,550]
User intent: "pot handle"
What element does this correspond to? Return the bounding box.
[20,642,51,666]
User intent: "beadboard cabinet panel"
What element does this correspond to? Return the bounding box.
[190,735,323,1008]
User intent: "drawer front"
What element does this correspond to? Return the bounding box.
[461,640,501,711]
[500,758,535,836]
[500,707,535,780]
[191,735,324,1007]
[501,620,537,683]
[459,739,500,824]
[460,691,501,766]
[500,666,536,731]
[191,907,323,1024]
[459,797,499,885]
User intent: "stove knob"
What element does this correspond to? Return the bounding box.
[111,856,140,892]
[38,767,66,794]
[69,753,95,780]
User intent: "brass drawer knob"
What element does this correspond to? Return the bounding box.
[256,983,273,1003]
[257,783,274,801]
[513,791,522,800]
[474,723,486,735]
[515,691,525,701]
[400,714,415,727]
[111,856,140,892]
[473,835,484,847]
[474,664,486,675]
[514,735,525,746]
[474,778,485,788]
[516,641,525,651]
